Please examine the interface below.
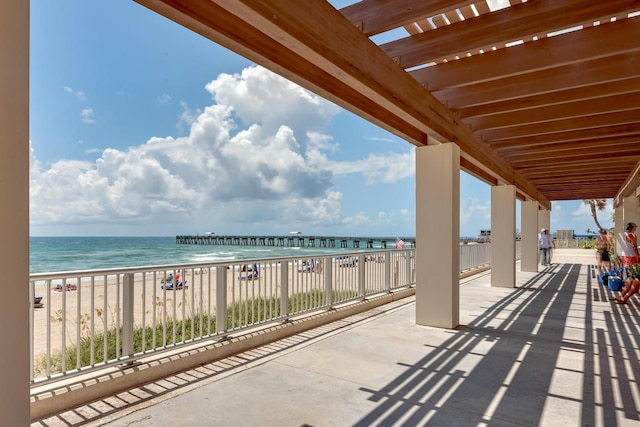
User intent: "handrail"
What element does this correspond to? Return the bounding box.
[29,243,494,386]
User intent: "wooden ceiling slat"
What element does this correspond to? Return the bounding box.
[473,1,490,15]
[410,16,640,92]
[541,183,626,192]
[546,194,619,201]
[457,78,640,119]
[519,157,634,172]
[403,24,421,35]
[416,19,433,31]
[495,135,640,156]
[380,1,640,68]
[531,176,629,185]
[339,0,474,37]
[465,92,640,131]
[432,15,448,28]
[479,109,640,142]
[436,52,640,109]
[459,5,476,19]
[503,143,640,163]
[531,174,631,185]
[488,125,640,149]
[445,10,462,24]
[539,181,629,189]
[509,150,640,167]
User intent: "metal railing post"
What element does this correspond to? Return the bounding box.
[406,250,412,285]
[358,254,365,297]
[324,257,333,307]
[385,252,391,291]
[122,273,135,359]
[280,261,289,319]
[216,266,227,333]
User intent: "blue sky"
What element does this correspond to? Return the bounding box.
[29,0,614,237]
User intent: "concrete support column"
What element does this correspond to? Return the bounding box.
[0,1,30,424]
[521,200,539,272]
[491,185,516,287]
[415,143,459,328]
[623,195,640,227]
[614,205,624,255]
[538,208,551,233]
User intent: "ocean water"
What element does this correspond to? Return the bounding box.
[29,236,389,274]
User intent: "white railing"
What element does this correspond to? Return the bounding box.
[29,244,503,386]
[29,249,416,385]
[460,243,490,272]
[553,238,596,249]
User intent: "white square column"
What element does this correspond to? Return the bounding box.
[491,185,516,287]
[623,195,640,227]
[0,1,30,425]
[521,200,539,272]
[538,208,551,233]
[415,143,460,328]
[615,205,624,251]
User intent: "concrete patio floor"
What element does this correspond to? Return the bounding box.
[33,249,640,426]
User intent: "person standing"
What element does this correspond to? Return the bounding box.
[618,222,639,268]
[595,229,612,274]
[539,228,554,266]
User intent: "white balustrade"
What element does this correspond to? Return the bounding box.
[29,245,493,385]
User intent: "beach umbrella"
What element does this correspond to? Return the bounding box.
[395,238,405,249]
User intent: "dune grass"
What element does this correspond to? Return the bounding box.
[34,288,359,377]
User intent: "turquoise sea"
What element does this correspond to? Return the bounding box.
[29,236,392,274]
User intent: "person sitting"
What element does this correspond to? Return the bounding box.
[611,263,640,304]
[612,276,640,304]
[171,271,184,288]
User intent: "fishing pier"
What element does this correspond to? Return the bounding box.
[175,235,415,249]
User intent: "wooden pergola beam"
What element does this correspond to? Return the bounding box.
[438,52,640,109]
[380,0,640,68]
[339,0,475,37]
[458,78,640,118]
[479,109,640,142]
[410,16,640,91]
[466,92,640,131]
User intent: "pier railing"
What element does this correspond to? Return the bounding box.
[176,234,417,249]
[29,244,496,386]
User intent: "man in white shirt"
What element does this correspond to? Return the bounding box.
[539,228,554,266]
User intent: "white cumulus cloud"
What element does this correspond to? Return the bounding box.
[31,66,413,234]
[81,108,95,124]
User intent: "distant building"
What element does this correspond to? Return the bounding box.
[556,229,574,239]
[478,229,491,243]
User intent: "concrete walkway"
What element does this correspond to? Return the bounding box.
[33,249,640,426]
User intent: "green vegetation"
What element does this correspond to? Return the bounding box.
[34,288,359,377]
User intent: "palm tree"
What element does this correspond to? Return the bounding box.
[583,199,608,233]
